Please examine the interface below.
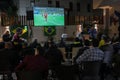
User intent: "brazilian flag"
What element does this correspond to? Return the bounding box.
[10,25,28,39]
[44,26,56,36]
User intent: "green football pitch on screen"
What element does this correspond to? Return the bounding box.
[34,7,65,26]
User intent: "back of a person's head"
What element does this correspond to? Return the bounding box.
[22,42,28,48]
[101,34,106,40]
[22,47,35,56]
[4,42,13,49]
[33,39,38,43]
[92,39,99,47]
[46,45,60,55]
[104,36,111,43]
[84,39,91,46]
[49,44,57,49]
[5,31,10,34]
[36,45,45,56]
[16,27,22,33]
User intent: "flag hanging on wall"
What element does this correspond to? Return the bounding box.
[10,25,28,39]
[44,26,56,36]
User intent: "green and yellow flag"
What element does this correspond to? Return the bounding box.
[10,25,28,39]
[44,26,56,36]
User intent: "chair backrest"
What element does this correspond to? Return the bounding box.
[58,47,66,60]
[81,61,102,76]
[20,71,44,80]
[72,47,80,59]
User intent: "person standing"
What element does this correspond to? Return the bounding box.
[12,28,23,51]
[2,31,12,42]
[43,12,48,22]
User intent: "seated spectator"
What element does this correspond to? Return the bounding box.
[100,37,114,65]
[19,42,35,61]
[73,39,92,63]
[76,39,104,64]
[44,37,56,52]
[4,42,19,69]
[0,42,19,80]
[111,33,118,44]
[2,31,12,42]
[98,35,106,48]
[112,40,120,54]
[99,37,114,80]
[29,39,41,48]
[15,45,49,80]
[45,44,64,67]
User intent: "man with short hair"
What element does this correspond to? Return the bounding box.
[76,39,104,64]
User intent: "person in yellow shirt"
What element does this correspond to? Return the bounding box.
[98,35,106,48]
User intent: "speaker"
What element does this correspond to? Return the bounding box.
[27,10,33,20]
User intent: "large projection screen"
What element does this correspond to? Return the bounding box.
[34,7,65,26]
